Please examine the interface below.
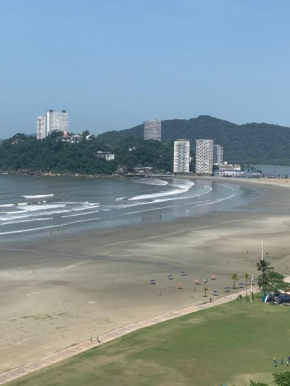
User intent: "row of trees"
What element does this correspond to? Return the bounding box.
[229,258,287,296]
[250,372,290,385]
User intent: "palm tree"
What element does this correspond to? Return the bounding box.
[256,259,274,290]
[203,288,208,297]
[245,273,250,296]
[231,273,239,289]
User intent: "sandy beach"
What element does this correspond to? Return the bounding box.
[0,177,290,374]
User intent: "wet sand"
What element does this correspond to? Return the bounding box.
[0,179,290,374]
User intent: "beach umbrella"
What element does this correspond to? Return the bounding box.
[195,279,201,285]
[211,274,217,280]
[150,279,156,285]
[177,283,184,290]
[211,290,219,296]
[167,274,173,280]
[224,286,231,292]
[181,270,187,276]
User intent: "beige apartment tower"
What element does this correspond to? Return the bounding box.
[173,139,190,173]
[195,139,214,174]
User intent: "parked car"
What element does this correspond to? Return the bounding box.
[274,294,290,304]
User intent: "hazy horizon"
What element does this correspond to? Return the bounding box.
[2,0,290,137]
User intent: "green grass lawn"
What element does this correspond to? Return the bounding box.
[9,298,290,386]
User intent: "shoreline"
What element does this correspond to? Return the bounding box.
[2,169,290,189]
[0,178,290,377]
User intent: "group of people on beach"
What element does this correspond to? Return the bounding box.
[273,356,290,367]
[90,336,101,344]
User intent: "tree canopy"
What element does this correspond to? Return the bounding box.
[0,134,177,174]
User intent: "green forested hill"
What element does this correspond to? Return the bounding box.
[0,133,173,174]
[98,115,290,165]
[1,115,290,175]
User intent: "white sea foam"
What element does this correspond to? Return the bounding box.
[1,217,53,226]
[18,203,28,206]
[192,192,237,209]
[0,204,14,208]
[112,186,210,209]
[0,217,102,235]
[72,205,100,211]
[123,205,176,215]
[151,186,213,204]
[2,210,26,215]
[61,210,100,218]
[0,214,30,221]
[128,180,194,201]
[21,194,54,199]
[132,178,169,186]
[18,204,66,213]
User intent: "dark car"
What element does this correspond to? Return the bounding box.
[275,294,290,304]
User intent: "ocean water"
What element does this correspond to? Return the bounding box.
[252,164,290,177]
[0,175,249,241]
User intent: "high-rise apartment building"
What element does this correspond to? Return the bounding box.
[144,119,161,141]
[173,139,191,173]
[214,144,224,165]
[195,139,214,174]
[36,116,46,140]
[36,109,69,140]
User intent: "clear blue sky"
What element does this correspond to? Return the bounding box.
[1,0,290,137]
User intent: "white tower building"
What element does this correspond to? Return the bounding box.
[36,109,69,139]
[144,119,161,141]
[195,139,214,174]
[46,110,69,135]
[173,139,190,173]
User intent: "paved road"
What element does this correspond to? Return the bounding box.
[0,284,269,385]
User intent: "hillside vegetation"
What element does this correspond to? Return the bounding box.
[1,115,290,175]
[99,115,290,165]
[0,133,173,174]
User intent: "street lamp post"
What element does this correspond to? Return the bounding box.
[250,275,254,302]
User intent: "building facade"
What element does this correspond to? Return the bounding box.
[195,139,214,174]
[36,109,69,139]
[36,116,46,140]
[96,151,115,161]
[173,139,191,173]
[144,119,162,141]
[214,144,224,165]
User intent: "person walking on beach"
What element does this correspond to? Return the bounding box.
[97,336,101,344]
[281,358,284,365]
[287,360,289,367]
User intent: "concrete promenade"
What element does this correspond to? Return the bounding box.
[0,285,266,385]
